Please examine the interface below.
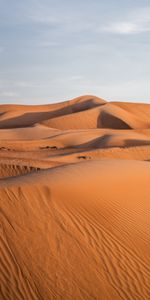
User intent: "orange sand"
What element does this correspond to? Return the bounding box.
[0,95,150,300]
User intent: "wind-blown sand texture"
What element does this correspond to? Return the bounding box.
[0,95,150,300]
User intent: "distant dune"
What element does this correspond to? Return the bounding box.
[0,95,150,300]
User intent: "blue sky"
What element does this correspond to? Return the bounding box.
[0,0,150,104]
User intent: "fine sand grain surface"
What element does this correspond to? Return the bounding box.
[0,95,150,300]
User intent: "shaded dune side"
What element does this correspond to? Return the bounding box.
[98,110,131,129]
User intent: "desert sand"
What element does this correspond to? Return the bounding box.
[0,95,150,300]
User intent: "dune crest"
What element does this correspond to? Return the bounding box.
[0,96,150,300]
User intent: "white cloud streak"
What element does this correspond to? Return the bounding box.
[102,7,150,34]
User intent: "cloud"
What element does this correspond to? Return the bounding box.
[103,22,140,34]
[102,7,150,34]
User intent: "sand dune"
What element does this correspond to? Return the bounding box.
[0,95,150,300]
[0,96,105,129]
[41,102,150,130]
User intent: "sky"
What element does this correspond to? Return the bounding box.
[0,0,150,104]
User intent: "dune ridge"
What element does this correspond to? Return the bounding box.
[0,95,150,300]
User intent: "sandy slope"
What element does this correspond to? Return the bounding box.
[0,95,150,300]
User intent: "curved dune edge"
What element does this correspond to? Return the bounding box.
[0,96,150,300]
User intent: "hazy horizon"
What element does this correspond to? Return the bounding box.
[0,0,150,104]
